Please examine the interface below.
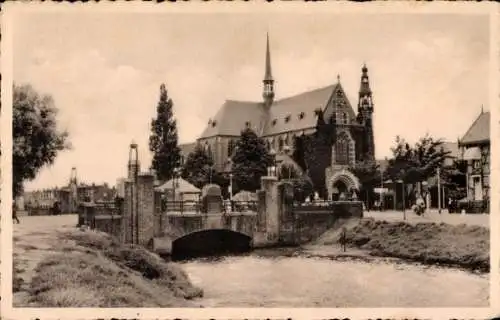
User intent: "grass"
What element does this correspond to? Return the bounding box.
[319,218,489,272]
[24,230,203,307]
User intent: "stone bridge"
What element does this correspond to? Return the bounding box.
[80,174,363,260]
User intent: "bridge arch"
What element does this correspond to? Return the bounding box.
[171,229,252,261]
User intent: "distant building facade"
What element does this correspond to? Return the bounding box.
[23,168,116,215]
[459,110,490,203]
[179,35,376,198]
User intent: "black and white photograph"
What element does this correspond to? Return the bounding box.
[1,2,497,318]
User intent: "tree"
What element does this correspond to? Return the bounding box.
[442,159,467,200]
[386,134,450,184]
[231,128,272,192]
[149,84,181,182]
[181,144,214,189]
[13,84,69,197]
[349,160,381,209]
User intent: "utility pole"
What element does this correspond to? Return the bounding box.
[437,167,441,214]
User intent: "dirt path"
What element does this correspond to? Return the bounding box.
[13,214,78,306]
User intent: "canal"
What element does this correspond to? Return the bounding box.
[179,248,488,307]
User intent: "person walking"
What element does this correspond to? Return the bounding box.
[12,202,20,224]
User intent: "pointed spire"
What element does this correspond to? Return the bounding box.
[337,74,340,82]
[262,32,275,107]
[264,32,273,81]
[481,104,484,114]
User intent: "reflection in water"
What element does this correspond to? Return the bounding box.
[180,252,488,307]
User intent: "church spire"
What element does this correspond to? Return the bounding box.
[263,33,275,107]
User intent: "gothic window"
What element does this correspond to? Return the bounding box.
[343,113,348,124]
[285,115,291,123]
[212,120,217,127]
[279,136,284,151]
[298,112,305,120]
[272,119,277,126]
[335,134,350,165]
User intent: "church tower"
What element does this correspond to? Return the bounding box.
[357,64,375,161]
[262,33,275,108]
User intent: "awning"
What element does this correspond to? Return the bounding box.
[463,147,481,161]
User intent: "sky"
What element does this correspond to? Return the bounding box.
[12,11,490,190]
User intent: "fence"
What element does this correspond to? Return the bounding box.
[161,199,258,215]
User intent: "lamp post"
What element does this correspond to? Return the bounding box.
[396,179,405,220]
[437,167,442,214]
[227,158,233,201]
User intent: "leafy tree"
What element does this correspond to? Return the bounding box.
[13,84,70,197]
[149,84,181,182]
[386,134,450,184]
[349,160,381,209]
[302,109,336,198]
[181,144,214,189]
[231,127,272,192]
[442,159,467,200]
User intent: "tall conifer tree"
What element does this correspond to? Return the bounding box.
[149,84,181,181]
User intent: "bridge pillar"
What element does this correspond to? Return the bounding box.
[260,175,279,244]
[121,179,134,244]
[137,173,155,247]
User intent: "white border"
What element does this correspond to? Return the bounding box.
[1,2,498,319]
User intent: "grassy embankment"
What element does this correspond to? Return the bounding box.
[316,218,489,272]
[14,230,203,307]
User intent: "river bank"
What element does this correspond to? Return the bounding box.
[14,227,203,307]
[313,217,490,273]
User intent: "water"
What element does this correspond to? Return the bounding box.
[180,250,488,307]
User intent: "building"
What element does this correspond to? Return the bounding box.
[459,109,490,204]
[23,167,116,215]
[179,34,376,199]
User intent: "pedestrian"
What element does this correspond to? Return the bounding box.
[12,202,20,224]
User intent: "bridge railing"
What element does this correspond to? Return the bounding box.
[163,200,202,214]
[224,200,259,214]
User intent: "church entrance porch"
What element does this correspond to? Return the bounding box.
[325,168,361,201]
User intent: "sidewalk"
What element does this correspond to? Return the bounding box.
[363,209,489,228]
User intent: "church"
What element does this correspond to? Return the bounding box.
[180,34,376,199]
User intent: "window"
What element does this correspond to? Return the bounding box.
[272,119,277,126]
[279,136,284,151]
[228,140,236,156]
[285,115,291,123]
[335,134,350,165]
[212,120,217,127]
[473,160,481,169]
[298,112,305,120]
[342,113,348,124]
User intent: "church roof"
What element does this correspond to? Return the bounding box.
[199,100,265,139]
[461,111,490,145]
[265,84,338,136]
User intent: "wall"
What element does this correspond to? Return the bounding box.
[78,202,123,239]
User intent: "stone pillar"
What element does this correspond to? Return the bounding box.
[153,191,163,237]
[137,173,155,247]
[121,180,134,244]
[261,176,279,244]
